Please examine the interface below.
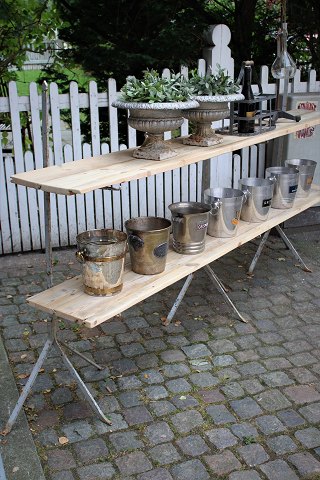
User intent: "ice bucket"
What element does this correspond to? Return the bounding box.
[169,202,211,254]
[238,177,274,222]
[125,217,171,275]
[76,229,127,296]
[285,158,317,198]
[204,187,245,237]
[265,166,299,209]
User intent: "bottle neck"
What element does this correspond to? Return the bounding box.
[242,66,254,98]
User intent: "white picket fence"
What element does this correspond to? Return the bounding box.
[0,24,319,254]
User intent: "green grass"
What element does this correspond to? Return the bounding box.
[15,68,95,96]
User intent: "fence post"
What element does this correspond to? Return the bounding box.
[202,24,234,78]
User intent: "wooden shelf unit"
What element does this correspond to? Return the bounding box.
[10,109,320,329]
[11,110,320,195]
[27,186,320,328]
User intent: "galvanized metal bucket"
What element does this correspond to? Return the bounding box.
[285,158,317,198]
[169,202,211,254]
[204,187,245,238]
[125,217,171,275]
[265,166,299,209]
[76,229,127,296]
[238,177,275,223]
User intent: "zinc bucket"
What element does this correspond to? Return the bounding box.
[238,177,275,223]
[204,187,245,238]
[76,229,127,296]
[265,166,299,209]
[125,217,171,275]
[169,202,211,254]
[285,158,317,198]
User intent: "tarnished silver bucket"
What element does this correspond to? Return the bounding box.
[125,217,171,275]
[285,158,317,198]
[204,187,245,237]
[76,229,127,296]
[239,177,275,222]
[169,202,211,254]
[265,166,299,209]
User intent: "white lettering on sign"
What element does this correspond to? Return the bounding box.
[295,100,318,139]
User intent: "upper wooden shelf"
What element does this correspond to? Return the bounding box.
[28,185,320,328]
[11,110,320,195]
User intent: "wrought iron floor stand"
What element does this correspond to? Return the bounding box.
[248,225,312,274]
[166,264,248,325]
[2,315,111,435]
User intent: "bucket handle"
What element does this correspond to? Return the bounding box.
[210,199,222,214]
[76,249,86,263]
[268,175,277,184]
[128,234,144,251]
[242,189,250,203]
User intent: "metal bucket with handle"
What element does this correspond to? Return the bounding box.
[239,177,275,222]
[285,158,317,198]
[265,166,299,209]
[204,187,245,237]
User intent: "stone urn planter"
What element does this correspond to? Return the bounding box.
[112,100,199,160]
[183,93,244,146]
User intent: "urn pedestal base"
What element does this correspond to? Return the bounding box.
[133,134,176,160]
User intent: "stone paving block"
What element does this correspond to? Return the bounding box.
[260,371,294,387]
[160,349,186,363]
[254,389,292,411]
[93,413,128,433]
[117,375,143,391]
[171,409,204,433]
[61,420,94,443]
[237,362,267,377]
[197,389,225,404]
[206,404,236,424]
[100,395,120,414]
[299,402,320,423]
[238,444,269,466]
[140,369,164,384]
[290,367,318,384]
[149,442,181,465]
[263,357,293,370]
[221,382,245,399]
[116,331,142,344]
[63,401,93,421]
[170,459,209,480]
[295,427,320,448]
[233,350,259,362]
[144,338,167,352]
[283,340,313,353]
[259,459,299,479]
[176,434,209,456]
[230,397,263,419]
[145,385,168,400]
[217,367,241,382]
[204,449,241,475]
[123,406,153,425]
[255,415,287,435]
[188,372,218,388]
[144,421,174,445]
[205,428,238,449]
[229,471,262,480]
[161,364,191,378]
[167,335,189,347]
[51,471,75,480]
[284,385,320,404]
[266,434,298,455]
[288,451,320,477]
[278,409,306,427]
[111,358,138,375]
[149,400,177,417]
[109,431,143,451]
[212,354,236,367]
[231,423,259,440]
[37,428,59,447]
[115,451,152,476]
[136,353,159,369]
[125,316,149,330]
[181,343,212,358]
[73,438,109,464]
[208,339,237,354]
[118,391,142,407]
[240,379,265,394]
[137,468,173,480]
[47,449,76,471]
[289,352,318,367]
[166,378,192,393]
[171,394,199,410]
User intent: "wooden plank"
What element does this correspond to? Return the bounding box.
[28,186,320,328]
[11,110,320,195]
[0,145,12,253]
[4,157,21,252]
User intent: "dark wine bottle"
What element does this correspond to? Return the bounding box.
[238,62,255,134]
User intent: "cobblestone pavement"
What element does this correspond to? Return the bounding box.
[1,232,320,480]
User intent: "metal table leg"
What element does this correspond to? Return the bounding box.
[1,315,111,436]
[164,273,194,325]
[247,230,271,274]
[275,225,312,272]
[204,265,248,323]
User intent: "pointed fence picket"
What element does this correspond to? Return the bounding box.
[1,24,319,254]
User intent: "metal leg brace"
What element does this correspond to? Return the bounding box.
[248,226,311,274]
[165,267,248,325]
[2,316,111,435]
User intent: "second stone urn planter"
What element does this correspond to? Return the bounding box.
[183,93,244,147]
[112,100,199,160]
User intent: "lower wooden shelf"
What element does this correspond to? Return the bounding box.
[28,185,320,328]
